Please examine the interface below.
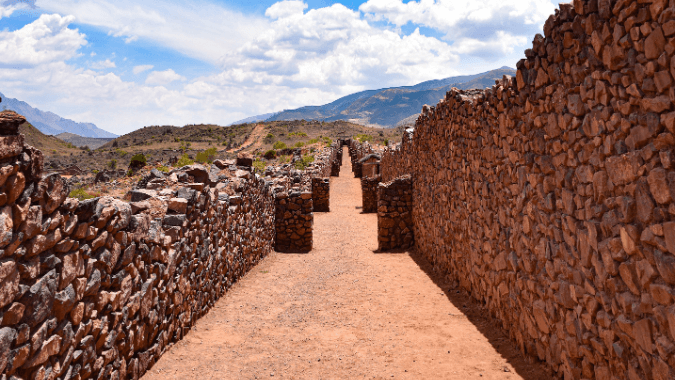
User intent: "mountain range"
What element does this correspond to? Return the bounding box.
[0,92,117,138]
[259,67,516,128]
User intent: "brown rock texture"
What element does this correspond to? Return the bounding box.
[361,175,380,213]
[377,175,413,251]
[311,177,330,212]
[274,192,313,253]
[378,1,675,378]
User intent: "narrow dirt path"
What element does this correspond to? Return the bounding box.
[144,148,551,380]
[227,123,266,153]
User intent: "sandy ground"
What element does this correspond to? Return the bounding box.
[143,148,552,380]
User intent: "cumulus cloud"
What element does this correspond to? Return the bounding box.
[145,69,185,86]
[133,64,153,74]
[0,5,16,19]
[219,3,459,91]
[360,0,555,61]
[90,59,116,69]
[0,13,86,68]
[39,0,268,64]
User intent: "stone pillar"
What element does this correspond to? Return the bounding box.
[274,191,313,252]
[377,175,413,251]
[312,177,330,212]
[361,175,380,213]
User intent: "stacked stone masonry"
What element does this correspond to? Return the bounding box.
[0,111,343,379]
[274,192,313,253]
[377,176,413,251]
[361,176,381,214]
[380,1,675,379]
[311,178,330,213]
[0,118,275,380]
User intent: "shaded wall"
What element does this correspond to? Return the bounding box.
[380,1,675,379]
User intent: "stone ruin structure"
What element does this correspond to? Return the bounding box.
[0,109,342,379]
[369,0,675,378]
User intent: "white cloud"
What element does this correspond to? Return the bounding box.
[133,64,153,74]
[359,0,555,61]
[219,4,460,91]
[265,0,307,19]
[90,59,115,69]
[0,13,86,68]
[145,69,185,86]
[0,5,16,19]
[38,0,268,64]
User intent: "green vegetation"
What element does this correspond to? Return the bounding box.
[355,134,373,143]
[174,153,194,167]
[294,154,315,170]
[384,139,389,146]
[157,165,169,173]
[323,137,332,144]
[308,138,319,144]
[264,149,276,159]
[115,149,128,157]
[108,159,117,170]
[294,142,305,148]
[195,147,217,164]
[252,159,266,173]
[129,153,147,168]
[289,131,308,137]
[278,155,290,164]
[273,141,287,150]
[69,187,97,201]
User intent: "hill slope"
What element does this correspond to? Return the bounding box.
[266,67,515,128]
[56,132,114,149]
[0,92,117,138]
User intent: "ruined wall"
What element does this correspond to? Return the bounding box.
[349,141,374,178]
[376,176,413,251]
[311,178,330,212]
[0,118,275,380]
[274,192,313,253]
[380,1,675,379]
[361,176,380,213]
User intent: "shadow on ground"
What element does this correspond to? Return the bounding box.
[377,248,556,380]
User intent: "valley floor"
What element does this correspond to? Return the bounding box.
[142,148,551,380]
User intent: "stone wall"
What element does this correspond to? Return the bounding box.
[349,140,374,178]
[274,191,313,253]
[311,178,330,212]
[0,114,275,380]
[377,176,413,251]
[379,1,675,379]
[361,176,380,214]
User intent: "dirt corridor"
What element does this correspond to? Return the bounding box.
[144,148,551,380]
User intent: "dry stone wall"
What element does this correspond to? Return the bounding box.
[274,192,313,253]
[376,176,413,251]
[311,178,330,213]
[0,113,276,380]
[380,1,675,379]
[361,176,380,213]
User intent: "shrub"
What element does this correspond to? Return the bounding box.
[308,138,319,144]
[252,159,265,173]
[174,153,194,167]
[294,142,305,148]
[69,188,96,201]
[273,141,287,150]
[278,155,290,163]
[129,153,147,169]
[384,139,389,146]
[108,159,117,170]
[263,133,275,144]
[157,165,169,173]
[195,147,217,164]
[289,131,308,137]
[264,149,277,159]
[294,154,314,170]
[115,149,128,157]
[127,169,134,177]
[356,134,372,143]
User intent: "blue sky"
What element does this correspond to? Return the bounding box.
[0,0,564,135]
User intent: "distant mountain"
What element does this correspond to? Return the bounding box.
[0,92,117,138]
[230,112,279,125]
[264,67,516,128]
[56,132,114,149]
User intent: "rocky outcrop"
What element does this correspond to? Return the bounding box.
[380,1,675,378]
